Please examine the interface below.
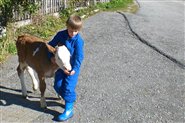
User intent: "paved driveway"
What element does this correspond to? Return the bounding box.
[0,1,184,123]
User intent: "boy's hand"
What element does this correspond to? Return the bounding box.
[64,69,75,76]
[70,70,75,75]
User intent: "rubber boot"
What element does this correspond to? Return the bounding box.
[58,102,74,121]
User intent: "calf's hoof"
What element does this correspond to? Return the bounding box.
[33,87,38,91]
[40,97,47,108]
[33,84,39,91]
[40,102,47,109]
[22,94,28,99]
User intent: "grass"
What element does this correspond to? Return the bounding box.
[16,15,65,40]
[0,23,17,62]
[97,0,132,11]
[0,0,138,63]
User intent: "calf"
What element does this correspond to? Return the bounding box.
[16,34,71,108]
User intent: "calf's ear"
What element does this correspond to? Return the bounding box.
[46,43,56,54]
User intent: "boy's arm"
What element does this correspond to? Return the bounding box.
[72,39,84,73]
[47,33,60,59]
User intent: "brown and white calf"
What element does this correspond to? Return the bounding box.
[16,34,71,108]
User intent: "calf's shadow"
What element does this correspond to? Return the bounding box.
[0,85,64,121]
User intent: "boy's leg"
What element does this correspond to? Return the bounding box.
[57,101,74,121]
[54,69,65,96]
[62,72,79,102]
[57,72,79,121]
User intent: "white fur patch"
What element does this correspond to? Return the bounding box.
[33,47,40,56]
[26,66,39,91]
[55,46,72,71]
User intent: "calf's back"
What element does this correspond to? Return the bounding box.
[16,35,58,77]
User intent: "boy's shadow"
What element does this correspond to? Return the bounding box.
[0,85,64,121]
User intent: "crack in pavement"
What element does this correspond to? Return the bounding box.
[117,12,185,70]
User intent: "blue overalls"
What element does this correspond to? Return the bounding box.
[48,29,84,103]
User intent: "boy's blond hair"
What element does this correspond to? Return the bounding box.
[66,15,82,30]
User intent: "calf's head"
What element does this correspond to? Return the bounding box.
[46,43,72,71]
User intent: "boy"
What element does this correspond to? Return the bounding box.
[48,15,84,121]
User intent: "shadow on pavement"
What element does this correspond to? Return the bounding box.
[0,85,64,121]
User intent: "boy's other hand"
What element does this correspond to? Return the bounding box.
[70,70,75,75]
[64,69,75,76]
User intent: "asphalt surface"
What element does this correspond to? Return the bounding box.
[0,0,185,123]
[126,0,185,66]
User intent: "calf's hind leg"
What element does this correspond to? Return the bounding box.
[17,63,28,98]
[26,66,39,91]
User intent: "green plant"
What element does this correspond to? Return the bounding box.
[0,0,40,26]
[60,8,75,19]
[0,23,17,62]
[16,15,66,40]
[96,0,133,11]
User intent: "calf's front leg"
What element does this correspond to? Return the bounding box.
[38,74,47,108]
